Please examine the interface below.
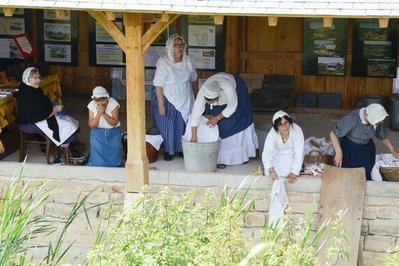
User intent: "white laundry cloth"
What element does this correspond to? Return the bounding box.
[371,153,399,181]
[35,114,79,147]
[304,137,334,156]
[268,179,288,227]
[145,134,164,151]
[183,116,219,143]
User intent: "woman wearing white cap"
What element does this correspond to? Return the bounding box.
[16,67,79,148]
[87,86,122,167]
[330,103,399,180]
[190,72,258,168]
[262,111,304,183]
[151,34,197,161]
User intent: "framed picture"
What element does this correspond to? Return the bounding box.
[43,10,71,21]
[188,48,216,69]
[0,38,23,59]
[144,46,165,67]
[44,23,71,42]
[44,44,72,63]
[0,17,25,35]
[95,21,123,42]
[96,44,124,65]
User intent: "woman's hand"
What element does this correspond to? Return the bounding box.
[334,150,343,167]
[207,114,223,127]
[158,104,166,116]
[96,104,106,115]
[392,150,399,159]
[190,136,197,143]
[268,167,278,181]
[287,173,298,183]
[53,104,63,114]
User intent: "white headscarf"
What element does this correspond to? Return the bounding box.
[165,34,187,63]
[22,67,36,86]
[272,110,290,124]
[203,81,221,99]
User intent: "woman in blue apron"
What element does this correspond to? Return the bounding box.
[330,103,399,180]
[190,72,258,168]
[86,86,122,167]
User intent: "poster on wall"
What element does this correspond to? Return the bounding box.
[96,44,124,65]
[0,17,25,35]
[95,21,122,42]
[144,46,165,67]
[44,23,71,42]
[352,19,397,77]
[43,10,71,21]
[188,48,215,69]
[188,25,215,47]
[302,18,348,76]
[0,38,23,59]
[44,44,71,63]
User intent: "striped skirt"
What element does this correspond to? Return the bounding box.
[151,90,186,155]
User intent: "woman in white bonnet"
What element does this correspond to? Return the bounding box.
[190,72,258,168]
[262,111,304,183]
[151,34,197,161]
[86,86,122,167]
[15,67,79,149]
[330,103,399,180]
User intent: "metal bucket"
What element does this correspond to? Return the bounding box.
[182,140,220,172]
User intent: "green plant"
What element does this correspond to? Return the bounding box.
[87,176,258,266]
[384,246,399,266]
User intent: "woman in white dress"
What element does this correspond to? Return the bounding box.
[190,72,258,168]
[262,111,304,183]
[151,34,197,161]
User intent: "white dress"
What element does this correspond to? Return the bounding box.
[153,56,197,123]
[262,123,304,176]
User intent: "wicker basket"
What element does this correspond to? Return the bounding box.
[379,166,399,182]
[304,154,334,165]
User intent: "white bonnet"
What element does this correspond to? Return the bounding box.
[203,81,221,99]
[366,103,388,125]
[92,86,109,99]
[272,110,290,124]
[22,67,37,86]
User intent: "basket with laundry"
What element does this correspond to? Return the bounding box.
[371,154,399,182]
[302,137,334,176]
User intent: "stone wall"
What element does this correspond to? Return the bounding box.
[0,162,398,265]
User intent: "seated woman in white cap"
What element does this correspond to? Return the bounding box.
[86,86,122,167]
[262,111,304,183]
[330,103,399,180]
[190,72,258,168]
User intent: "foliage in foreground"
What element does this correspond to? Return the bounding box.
[0,163,100,265]
[88,176,349,266]
[384,246,399,266]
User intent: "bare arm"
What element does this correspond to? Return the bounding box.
[155,86,165,116]
[88,110,101,128]
[190,126,198,143]
[330,131,343,167]
[382,138,399,158]
[102,107,119,126]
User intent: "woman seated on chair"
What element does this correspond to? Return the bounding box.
[86,86,122,167]
[15,67,79,147]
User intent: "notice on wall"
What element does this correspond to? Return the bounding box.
[96,44,124,65]
[144,46,165,67]
[188,25,215,47]
[188,48,215,69]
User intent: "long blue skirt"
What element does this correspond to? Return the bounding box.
[87,127,122,167]
[151,89,185,155]
[341,136,375,180]
[203,74,253,139]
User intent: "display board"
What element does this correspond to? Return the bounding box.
[37,10,79,66]
[181,15,224,71]
[0,8,32,60]
[303,18,348,76]
[352,19,397,77]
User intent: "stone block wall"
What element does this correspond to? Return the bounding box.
[1,162,398,265]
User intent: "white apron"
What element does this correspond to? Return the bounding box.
[273,138,296,177]
[35,115,79,146]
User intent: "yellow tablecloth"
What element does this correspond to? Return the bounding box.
[0,74,62,129]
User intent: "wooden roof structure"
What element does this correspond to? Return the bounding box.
[1,1,398,192]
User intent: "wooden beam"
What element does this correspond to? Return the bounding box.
[87,11,126,52]
[142,14,179,52]
[323,17,333,28]
[105,11,116,21]
[214,15,224,25]
[225,16,239,73]
[55,10,67,19]
[3,8,15,17]
[379,18,389,28]
[267,16,278,27]
[123,13,149,192]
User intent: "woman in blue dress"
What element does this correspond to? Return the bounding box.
[86,86,122,167]
[190,72,258,168]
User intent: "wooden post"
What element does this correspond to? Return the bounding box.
[55,10,67,19]
[379,18,389,28]
[225,16,239,73]
[214,15,224,25]
[268,16,278,27]
[124,13,149,192]
[105,11,116,21]
[323,17,333,28]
